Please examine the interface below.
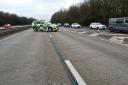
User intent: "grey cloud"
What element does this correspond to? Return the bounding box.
[0,0,83,20]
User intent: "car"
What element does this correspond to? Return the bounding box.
[89,22,107,30]
[57,23,62,27]
[32,21,59,32]
[64,23,70,27]
[4,24,12,29]
[108,17,128,33]
[71,23,81,28]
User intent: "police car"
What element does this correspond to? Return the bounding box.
[32,21,59,32]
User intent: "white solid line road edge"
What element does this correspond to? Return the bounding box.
[65,60,87,85]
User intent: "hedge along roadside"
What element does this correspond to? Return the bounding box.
[0,25,31,37]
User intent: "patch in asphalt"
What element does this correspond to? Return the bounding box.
[109,36,125,44]
[67,30,77,33]
[99,36,128,46]
[98,34,113,40]
[102,33,126,36]
[123,38,128,44]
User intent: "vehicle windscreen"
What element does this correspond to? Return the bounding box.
[96,23,102,25]
[44,22,51,25]
[125,18,128,23]
[91,23,101,25]
[36,21,40,24]
[73,23,79,25]
[116,19,124,23]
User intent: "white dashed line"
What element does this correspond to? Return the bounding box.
[78,31,86,34]
[65,60,87,85]
[49,34,52,38]
[89,33,100,37]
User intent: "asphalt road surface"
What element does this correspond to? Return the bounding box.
[0,27,128,85]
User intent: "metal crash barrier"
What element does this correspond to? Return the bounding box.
[0,25,31,37]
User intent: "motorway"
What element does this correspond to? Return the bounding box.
[0,27,128,85]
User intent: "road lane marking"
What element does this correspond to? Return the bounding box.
[49,33,52,38]
[78,31,86,34]
[50,37,78,84]
[89,33,100,37]
[65,60,87,85]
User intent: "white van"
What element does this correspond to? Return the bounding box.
[109,17,128,33]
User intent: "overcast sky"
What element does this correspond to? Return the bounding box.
[0,0,83,20]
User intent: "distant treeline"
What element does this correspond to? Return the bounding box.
[0,11,36,26]
[51,0,128,26]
